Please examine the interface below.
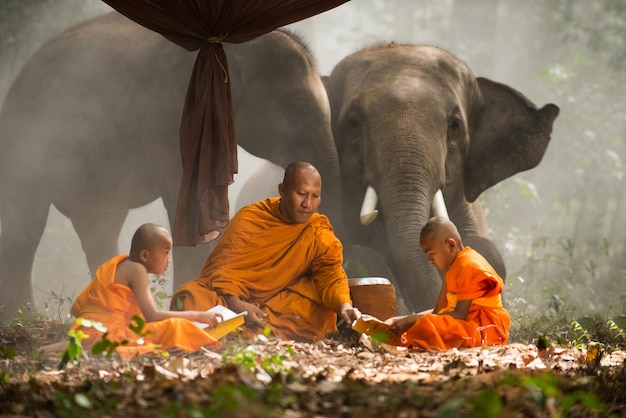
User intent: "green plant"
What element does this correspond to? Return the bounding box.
[150,272,172,309]
[33,284,75,323]
[59,314,166,369]
[454,372,613,417]
[210,384,259,415]
[0,344,16,385]
[520,373,608,417]
[607,317,626,343]
[222,342,294,378]
[12,304,47,325]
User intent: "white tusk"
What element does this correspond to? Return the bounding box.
[431,189,449,219]
[360,185,379,225]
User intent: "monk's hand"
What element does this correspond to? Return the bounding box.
[245,304,269,329]
[338,303,361,327]
[223,295,268,329]
[385,314,418,335]
[196,312,223,328]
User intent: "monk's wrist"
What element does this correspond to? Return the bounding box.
[223,294,245,312]
[336,302,352,314]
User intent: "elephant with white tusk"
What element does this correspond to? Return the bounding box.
[360,187,448,225]
[0,12,344,320]
[325,43,560,312]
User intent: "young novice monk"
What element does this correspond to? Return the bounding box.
[387,216,510,351]
[69,223,222,359]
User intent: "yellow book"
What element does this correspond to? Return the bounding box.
[192,305,247,340]
[352,314,402,346]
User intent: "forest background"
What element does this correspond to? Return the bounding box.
[0,0,624,325]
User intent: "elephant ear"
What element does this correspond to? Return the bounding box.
[464,77,560,202]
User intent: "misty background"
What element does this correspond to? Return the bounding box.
[0,0,624,320]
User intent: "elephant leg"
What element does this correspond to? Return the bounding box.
[0,195,50,320]
[169,244,217,290]
[69,207,128,278]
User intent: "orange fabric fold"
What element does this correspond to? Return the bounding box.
[172,197,352,341]
[70,255,219,359]
[403,247,510,351]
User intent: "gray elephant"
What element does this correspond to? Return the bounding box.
[325,43,560,312]
[0,12,342,320]
[234,160,283,211]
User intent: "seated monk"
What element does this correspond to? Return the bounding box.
[171,161,361,341]
[69,223,222,359]
[386,216,511,351]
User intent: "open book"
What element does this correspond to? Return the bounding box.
[193,305,247,340]
[352,314,402,346]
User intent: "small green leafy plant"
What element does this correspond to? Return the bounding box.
[58,314,162,369]
[222,341,294,378]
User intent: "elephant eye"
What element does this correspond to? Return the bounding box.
[343,116,361,140]
[447,116,463,143]
[337,116,361,155]
[348,115,361,129]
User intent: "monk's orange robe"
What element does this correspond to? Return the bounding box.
[403,247,510,351]
[172,197,352,341]
[70,255,219,359]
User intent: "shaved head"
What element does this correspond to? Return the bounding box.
[130,223,171,258]
[282,161,320,188]
[420,216,462,246]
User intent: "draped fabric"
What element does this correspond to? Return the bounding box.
[402,247,511,351]
[101,0,350,245]
[171,198,352,341]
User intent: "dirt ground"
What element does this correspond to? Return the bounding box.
[1,320,625,417]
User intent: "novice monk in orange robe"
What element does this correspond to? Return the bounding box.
[171,161,361,341]
[70,223,222,359]
[387,216,510,351]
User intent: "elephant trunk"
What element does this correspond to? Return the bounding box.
[379,168,444,311]
[308,134,349,245]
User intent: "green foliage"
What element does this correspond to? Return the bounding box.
[0,345,16,385]
[160,384,261,418]
[12,304,48,325]
[210,384,259,415]
[150,273,172,309]
[0,345,16,360]
[510,308,626,350]
[32,284,75,323]
[59,315,165,369]
[478,1,626,329]
[467,390,502,418]
[518,373,608,416]
[58,328,87,369]
[90,333,125,357]
[444,371,613,417]
[222,342,294,378]
[52,382,122,418]
[501,228,626,334]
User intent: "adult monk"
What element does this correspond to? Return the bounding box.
[171,161,361,341]
[386,216,510,351]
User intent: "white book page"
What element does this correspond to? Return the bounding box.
[192,305,247,329]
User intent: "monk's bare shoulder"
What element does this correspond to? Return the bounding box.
[114,258,147,287]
